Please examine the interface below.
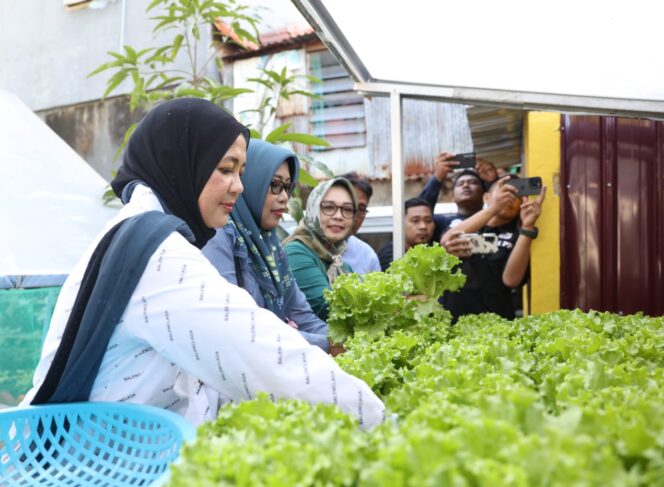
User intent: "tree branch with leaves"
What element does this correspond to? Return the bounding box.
[91,0,334,217]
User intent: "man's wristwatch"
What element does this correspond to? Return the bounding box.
[518,227,538,239]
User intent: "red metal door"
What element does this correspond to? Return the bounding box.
[561,115,664,315]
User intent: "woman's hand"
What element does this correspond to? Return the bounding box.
[329,342,345,357]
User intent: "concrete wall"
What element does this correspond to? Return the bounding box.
[0,1,470,194]
[0,0,212,111]
[1,0,218,181]
[38,95,143,182]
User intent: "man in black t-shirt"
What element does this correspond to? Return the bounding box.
[439,176,547,322]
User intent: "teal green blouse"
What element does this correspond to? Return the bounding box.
[284,240,352,321]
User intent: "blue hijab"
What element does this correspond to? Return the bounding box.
[230,140,299,321]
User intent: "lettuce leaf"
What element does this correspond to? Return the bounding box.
[387,244,466,299]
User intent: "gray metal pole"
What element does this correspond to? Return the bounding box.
[390,90,404,260]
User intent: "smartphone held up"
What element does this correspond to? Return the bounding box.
[451,152,476,169]
[506,176,543,197]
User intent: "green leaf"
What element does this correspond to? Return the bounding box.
[144,73,159,88]
[175,87,207,97]
[286,89,321,99]
[215,56,224,72]
[102,185,118,205]
[102,69,130,98]
[199,0,214,12]
[297,155,334,178]
[112,122,139,161]
[152,75,184,90]
[231,25,259,45]
[170,394,368,487]
[296,168,318,187]
[136,47,153,59]
[146,0,164,12]
[388,244,465,299]
[246,77,274,89]
[209,86,253,100]
[287,193,303,223]
[129,76,145,110]
[261,68,283,84]
[152,15,178,33]
[264,123,292,143]
[171,34,184,60]
[248,128,263,140]
[271,132,330,147]
[87,59,123,78]
[123,45,138,64]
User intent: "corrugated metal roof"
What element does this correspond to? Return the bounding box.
[365,97,473,179]
[465,106,524,168]
[221,20,524,177]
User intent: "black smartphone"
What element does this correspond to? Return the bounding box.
[452,152,476,169]
[507,176,543,197]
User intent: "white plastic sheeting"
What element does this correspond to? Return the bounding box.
[0,91,118,288]
[291,0,664,259]
[293,0,664,118]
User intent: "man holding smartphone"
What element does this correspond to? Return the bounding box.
[418,151,499,242]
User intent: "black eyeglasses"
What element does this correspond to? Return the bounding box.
[357,204,369,215]
[320,201,356,219]
[269,179,295,196]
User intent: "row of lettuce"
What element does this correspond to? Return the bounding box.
[168,246,664,486]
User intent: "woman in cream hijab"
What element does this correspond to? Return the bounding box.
[283,177,357,321]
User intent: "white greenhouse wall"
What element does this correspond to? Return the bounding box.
[0,0,213,111]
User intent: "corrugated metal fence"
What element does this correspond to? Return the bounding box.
[561,115,664,315]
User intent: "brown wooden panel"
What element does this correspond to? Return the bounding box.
[561,115,664,316]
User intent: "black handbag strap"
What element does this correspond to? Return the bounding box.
[233,254,245,288]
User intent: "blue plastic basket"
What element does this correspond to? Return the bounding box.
[0,402,196,486]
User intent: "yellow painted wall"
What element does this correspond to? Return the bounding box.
[523,112,561,314]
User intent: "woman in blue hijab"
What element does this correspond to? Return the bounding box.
[202,140,329,352]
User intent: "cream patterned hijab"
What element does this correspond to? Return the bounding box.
[283,177,357,283]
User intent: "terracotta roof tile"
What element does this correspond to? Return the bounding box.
[260,25,315,46]
[214,20,315,53]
